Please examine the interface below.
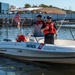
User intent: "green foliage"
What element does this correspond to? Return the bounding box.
[39,4,49,7]
[24,3,62,9]
[24,3,31,8]
[32,4,38,7]
[49,5,53,8]
[23,3,75,13]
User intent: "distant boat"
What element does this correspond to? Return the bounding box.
[57,24,75,28]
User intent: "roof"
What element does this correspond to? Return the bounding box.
[10,7,42,12]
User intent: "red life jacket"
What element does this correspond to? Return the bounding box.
[43,22,56,34]
[36,20,44,25]
[16,35,27,42]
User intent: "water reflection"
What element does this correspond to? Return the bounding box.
[0,57,75,75]
[58,27,75,40]
[0,26,75,41]
[0,27,31,41]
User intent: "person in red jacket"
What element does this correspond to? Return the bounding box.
[16,34,27,42]
[41,16,57,44]
[33,15,45,36]
[36,15,44,28]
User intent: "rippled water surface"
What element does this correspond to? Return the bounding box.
[0,57,75,75]
[0,26,75,41]
[0,25,75,75]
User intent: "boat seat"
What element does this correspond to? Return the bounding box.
[3,39,12,42]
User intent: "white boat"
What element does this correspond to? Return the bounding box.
[1,12,75,64]
[0,38,75,64]
[57,24,75,28]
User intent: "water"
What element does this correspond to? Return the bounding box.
[0,26,75,41]
[0,57,75,75]
[0,26,75,75]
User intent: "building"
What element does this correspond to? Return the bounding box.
[9,5,16,10]
[0,2,9,14]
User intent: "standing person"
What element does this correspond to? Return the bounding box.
[41,16,57,44]
[36,14,44,28]
[33,14,45,36]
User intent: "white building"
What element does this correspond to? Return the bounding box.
[0,2,9,14]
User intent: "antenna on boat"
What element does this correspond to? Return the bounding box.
[3,18,12,42]
[57,13,67,33]
[31,26,38,42]
[69,29,75,40]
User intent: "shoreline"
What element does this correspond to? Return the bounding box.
[0,18,75,27]
[56,21,75,25]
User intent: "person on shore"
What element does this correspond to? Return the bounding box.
[41,16,57,44]
[33,14,45,36]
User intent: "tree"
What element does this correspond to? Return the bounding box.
[49,5,53,8]
[24,4,31,8]
[39,4,49,8]
[32,4,38,7]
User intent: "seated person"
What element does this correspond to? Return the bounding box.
[16,34,27,42]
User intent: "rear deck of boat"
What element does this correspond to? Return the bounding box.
[54,39,75,46]
[38,39,75,46]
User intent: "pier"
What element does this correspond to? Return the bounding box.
[0,13,75,27]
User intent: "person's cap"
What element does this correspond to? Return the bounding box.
[37,15,42,17]
[47,16,52,19]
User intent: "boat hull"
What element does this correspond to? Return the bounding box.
[0,41,75,64]
[1,52,75,64]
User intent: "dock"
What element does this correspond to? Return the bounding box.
[0,13,75,27]
[0,18,33,27]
